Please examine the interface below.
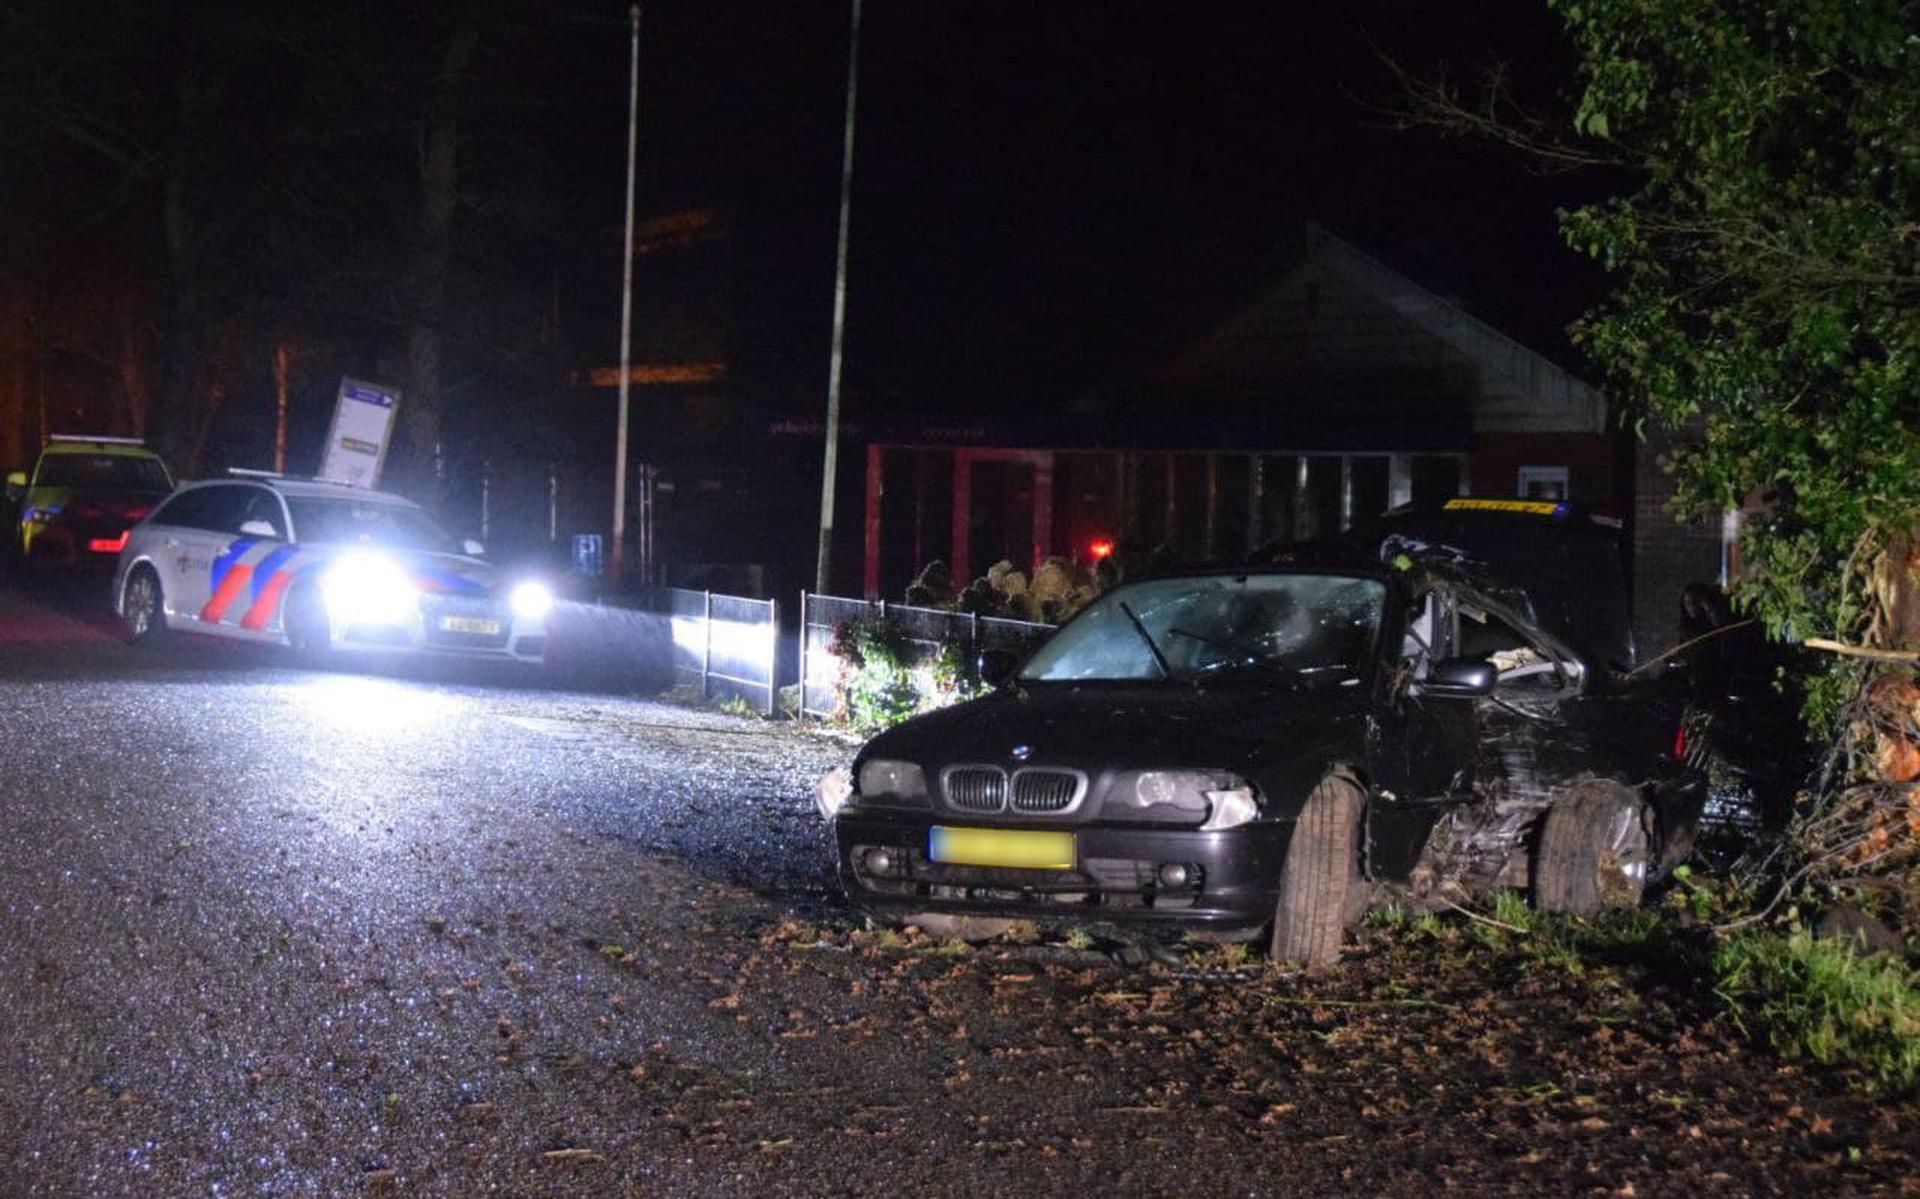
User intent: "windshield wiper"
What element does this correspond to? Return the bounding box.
[1117,602,1170,679]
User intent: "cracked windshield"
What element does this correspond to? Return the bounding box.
[1021,574,1384,685]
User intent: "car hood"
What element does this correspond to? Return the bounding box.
[397,551,499,599]
[302,544,501,599]
[861,681,1369,778]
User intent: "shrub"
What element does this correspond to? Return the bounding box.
[830,618,991,733]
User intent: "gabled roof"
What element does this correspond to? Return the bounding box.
[1151,224,1608,436]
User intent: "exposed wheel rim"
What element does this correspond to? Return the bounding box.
[126,573,155,638]
[1595,800,1651,907]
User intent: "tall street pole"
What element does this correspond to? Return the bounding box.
[814,0,863,594]
[612,3,642,586]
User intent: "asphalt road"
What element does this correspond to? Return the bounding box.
[2,580,1915,1197]
[0,581,848,1195]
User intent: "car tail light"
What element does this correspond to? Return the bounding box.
[89,532,128,553]
[1672,722,1688,761]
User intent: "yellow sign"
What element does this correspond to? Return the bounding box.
[1443,498,1567,516]
[929,826,1075,870]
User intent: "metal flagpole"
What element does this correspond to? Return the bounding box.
[814,0,864,594]
[612,4,642,586]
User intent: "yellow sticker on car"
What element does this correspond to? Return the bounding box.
[929,826,1075,870]
[1443,498,1568,517]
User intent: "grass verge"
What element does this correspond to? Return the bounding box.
[1713,926,1920,1095]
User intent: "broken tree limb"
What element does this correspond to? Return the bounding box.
[1623,619,1757,679]
[1439,897,1529,935]
[1803,638,1920,662]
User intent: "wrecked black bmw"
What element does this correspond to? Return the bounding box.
[823,554,1705,964]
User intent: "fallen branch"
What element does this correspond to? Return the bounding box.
[1268,995,1460,1012]
[1803,638,1920,662]
[1440,897,1529,934]
[1623,618,1757,679]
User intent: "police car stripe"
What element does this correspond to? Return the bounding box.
[209,538,256,593]
[412,566,489,597]
[248,546,299,601]
[240,562,303,631]
[201,562,255,622]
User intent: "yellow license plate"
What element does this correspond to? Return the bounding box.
[929,826,1075,870]
[439,616,502,635]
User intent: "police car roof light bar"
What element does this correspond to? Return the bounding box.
[226,467,287,478]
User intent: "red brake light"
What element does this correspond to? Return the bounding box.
[1088,538,1115,561]
[1672,723,1688,760]
[89,532,128,554]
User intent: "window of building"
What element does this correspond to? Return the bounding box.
[1517,466,1569,500]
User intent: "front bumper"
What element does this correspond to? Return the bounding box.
[834,810,1290,934]
[333,599,547,661]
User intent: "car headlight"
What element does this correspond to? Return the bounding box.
[1199,784,1259,830]
[816,767,854,819]
[854,759,931,808]
[509,580,554,621]
[320,551,418,626]
[1109,770,1259,827]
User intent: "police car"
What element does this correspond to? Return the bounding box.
[112,472,552,662]
[4,435,174,573]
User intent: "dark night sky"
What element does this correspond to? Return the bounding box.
[571,0,1610,415]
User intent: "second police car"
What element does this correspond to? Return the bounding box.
[112,473,553,662]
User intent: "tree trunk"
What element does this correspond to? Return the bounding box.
[401,18,480,502]
[150,49,226,477]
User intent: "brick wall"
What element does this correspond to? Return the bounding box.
[1469,432,1621,504]
[1631,422,1724,658]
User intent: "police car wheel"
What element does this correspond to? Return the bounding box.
[123,566,169,647]
[284,583,331,665]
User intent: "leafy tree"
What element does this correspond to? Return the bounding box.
[1405,0,1920,725]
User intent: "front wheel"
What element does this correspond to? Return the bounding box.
[283,583,332,667]
[1532,780,1652,915]
[1270,774,1366,966]
[121,565,170,648]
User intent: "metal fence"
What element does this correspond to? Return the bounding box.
[798,593,1054,720]
[657,586,779,716]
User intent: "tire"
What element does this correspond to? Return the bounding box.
[1271,774,1366,966]
[121,565,170,648]
[1532,780,1652,915]
[283,582,332,667]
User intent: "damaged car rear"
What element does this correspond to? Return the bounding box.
[822,563,1705,964]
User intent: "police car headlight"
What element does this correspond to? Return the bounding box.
[509,580,554,621]
[321,551,417,625]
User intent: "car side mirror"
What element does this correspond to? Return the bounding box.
[238,519,279,538]
[463,538,485,556]
[977,648,1019,688]
[4,470,24,498]
[1416,657,1497,700]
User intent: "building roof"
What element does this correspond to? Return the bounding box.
[1149,224,1607,436]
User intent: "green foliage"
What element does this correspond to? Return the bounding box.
[1551,0,1920,713]
[1714,926,1920,1094]
[831,618,992,733]
[836,619,921,733]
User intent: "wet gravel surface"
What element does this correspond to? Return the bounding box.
[3,583,1917,1197]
